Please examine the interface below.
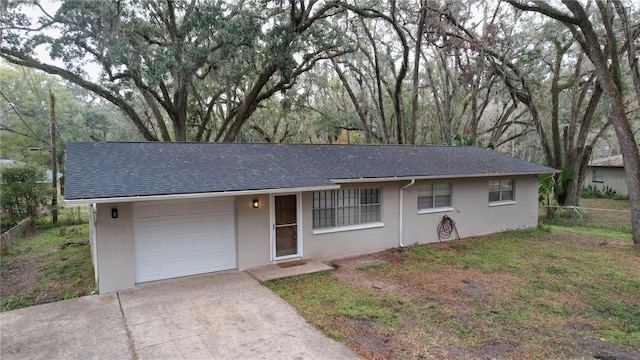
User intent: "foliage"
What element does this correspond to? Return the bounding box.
[539,168,576,220]
[35,204,90,229]
[1,224,94,311]
[2,0,639,238]
[581,185,618,199]
[0,164,51,228]
[540,198,632,236]
[0,63,126,173]
[1,0,351,142]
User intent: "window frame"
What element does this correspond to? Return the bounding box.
[488,179,516,206]
[312,187,383,233]
[592,169,604,183]
[417,183,454,214]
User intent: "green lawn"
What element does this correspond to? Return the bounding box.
[266,227,640,359]
[1,223,95,311]
[540,198,632,235]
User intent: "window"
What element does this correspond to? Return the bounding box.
[592,169,604,183]
[489,179,514,203]
[417,183,451,211]
[313,187,381,229]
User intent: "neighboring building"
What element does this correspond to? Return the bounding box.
[586,154,627,196]
[64,142,555,293]
[0,159,63,197]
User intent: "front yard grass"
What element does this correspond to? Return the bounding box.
[1,223,94,311]
[266,227,640,359]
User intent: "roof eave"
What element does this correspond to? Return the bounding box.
[63,184,340,205]
[330,171,555,184]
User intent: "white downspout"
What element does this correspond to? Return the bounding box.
[399,179,416,247]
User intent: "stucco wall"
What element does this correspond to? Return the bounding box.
[89,204,98,282]
[401,175,539,245]
[301,176,539,261]
[302,182,401,260]
[92,175,540,292]
[95,203,135,293]
[586,167,628,196]
[236,194,271,270]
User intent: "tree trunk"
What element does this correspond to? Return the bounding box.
[330,58,372,143]
[598,78,640,245]
[362,19,390,144]
[409,2,427,145]
[567,1,640,244]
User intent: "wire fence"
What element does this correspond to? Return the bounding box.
[36,204,90,228]
[539,205,632,234]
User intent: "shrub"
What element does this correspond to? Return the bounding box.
[602,186,617,198]
[0,164,51,229]
[581,185,617,199]
[581,185,602,198]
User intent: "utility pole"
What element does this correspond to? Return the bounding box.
[49,89,58,224]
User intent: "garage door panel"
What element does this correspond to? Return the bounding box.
[133,198,236,283]
[189,255,217,272]
[136,222,164,238]
[136,204,163,219]
[165,238,187,256]
[164,259,188,276]
[135,241,162,259]
[210,200,229,213]
[163,203,185,216]
[137,262,164,282]
[207,254,235,271]
[164,222,186,237]
[187,241,208,256]
[187,219,210,235]
[187,201,208,215]
[209,217,230,228]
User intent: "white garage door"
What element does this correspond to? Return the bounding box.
[133,198,236,283]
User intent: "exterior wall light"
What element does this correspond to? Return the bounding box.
[252,199,260,208]
[111,208,118,218]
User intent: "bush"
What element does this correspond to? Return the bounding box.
[581,185,617,199]
[0,164,51,229]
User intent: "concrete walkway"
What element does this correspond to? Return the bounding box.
[0,294,131,359]
[247,259,334,282]
[1,271,360,360]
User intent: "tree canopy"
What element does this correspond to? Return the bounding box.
[1,0,639,242]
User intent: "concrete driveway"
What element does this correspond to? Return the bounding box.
[1,271,359,360]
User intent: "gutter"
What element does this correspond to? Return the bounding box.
[331,171,555,184]
[64,184,340,205]
[399,179,416,248]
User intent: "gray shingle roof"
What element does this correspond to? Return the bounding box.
[64,142,555,201]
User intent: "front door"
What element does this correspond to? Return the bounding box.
[273,194,300,260]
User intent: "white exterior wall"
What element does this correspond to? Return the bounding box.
[88,204,98,282]
[301,176,538,261]
[236,194,271,270]
[401,175,539,245]
[91,175,540,292]
[586,167,628,196]
[95,203,135,293]
[301,182,401,260]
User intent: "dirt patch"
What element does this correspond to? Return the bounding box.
[0,256,39,299]
[345,317,395,359]
[576,337,640,360]
[1,226,95,311]
[331,255,399,292]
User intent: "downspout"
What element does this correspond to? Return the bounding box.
[399,179,416,247]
